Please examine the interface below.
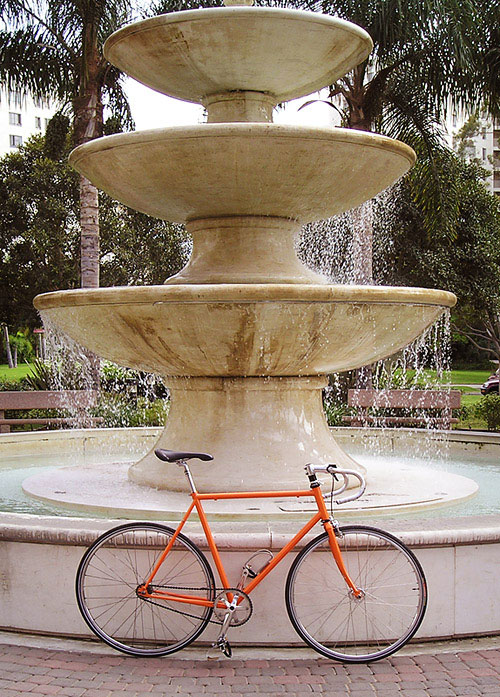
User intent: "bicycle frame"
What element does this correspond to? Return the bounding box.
[138,481,361,608]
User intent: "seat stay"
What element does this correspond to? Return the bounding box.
[143,499,196,588]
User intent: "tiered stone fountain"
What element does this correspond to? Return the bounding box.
[34,1,456,500]
[6,5,499,645]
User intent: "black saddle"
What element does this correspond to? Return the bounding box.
[155,448,213,463]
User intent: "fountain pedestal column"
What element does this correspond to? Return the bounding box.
[129,375,364,492]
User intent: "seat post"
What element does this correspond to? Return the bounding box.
[178,460,197,493]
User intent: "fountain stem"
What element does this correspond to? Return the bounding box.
[167,216,326,284]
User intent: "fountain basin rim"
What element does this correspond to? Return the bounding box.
[103,7,373,105]
[34,284,457,311]
[69,123,416,169]
[3,508,500,550]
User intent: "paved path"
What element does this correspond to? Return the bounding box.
[1,639,500,697]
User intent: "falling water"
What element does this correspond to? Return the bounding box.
[298,184,454,453]
[39,313,169,434]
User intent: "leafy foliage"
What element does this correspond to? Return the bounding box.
[374,149,500,306]
[0,134,190,329]
[475,395,500,432]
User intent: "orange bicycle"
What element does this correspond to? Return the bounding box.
[76,449,427,663]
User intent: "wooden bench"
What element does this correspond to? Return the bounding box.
[0,390,103,433]
[344,388,462,429]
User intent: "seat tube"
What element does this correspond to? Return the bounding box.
[312,485,361,596]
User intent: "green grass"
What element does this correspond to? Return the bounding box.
[0,363,33,380]
[448,369,493,385]
[407,369,492,386]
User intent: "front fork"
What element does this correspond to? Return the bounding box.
[311,477,363,598]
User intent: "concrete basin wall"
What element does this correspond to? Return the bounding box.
[1,511,500,643]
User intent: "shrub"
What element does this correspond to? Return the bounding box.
[0,377,31,391]
[474,395,500,432]
[324,402,351,426]
[93,394,169,428]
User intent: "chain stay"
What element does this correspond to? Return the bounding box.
[143,585,234,626]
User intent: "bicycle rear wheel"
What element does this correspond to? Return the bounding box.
[76,522,215,656]
[285,525,427,663]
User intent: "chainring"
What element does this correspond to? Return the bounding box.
[213,588,253,626]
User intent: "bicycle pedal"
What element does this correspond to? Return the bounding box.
[216,637,232,658]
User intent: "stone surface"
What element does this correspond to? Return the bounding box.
[103,7,372,106]
[2,638,500,697]
[1,428,498,642]
[168,217,326,285]
[68,125,415,223]
[35,3,454,496]
[35,285,456,377]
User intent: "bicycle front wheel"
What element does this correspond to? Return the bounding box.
[76,522,215,656]
[285,525,427,663]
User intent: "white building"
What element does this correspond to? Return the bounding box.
[447,111,500,197]
[0,88,56,157]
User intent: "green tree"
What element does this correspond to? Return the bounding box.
[306,0,499,266]
[373,148,500,371]
[0,0,136,289]
[0,135,189,335]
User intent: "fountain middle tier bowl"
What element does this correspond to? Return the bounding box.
[35,285,456,377]
[69,124,415,222]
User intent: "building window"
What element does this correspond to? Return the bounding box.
[483,148,487,161]
[482,128,487,139]
[9,112,22,126]
[35,116,41,130]
[34,96,50,109]
[44,118,50,129]
[452,114,457,128]
[8,90,22,108]
[9,134,22,148]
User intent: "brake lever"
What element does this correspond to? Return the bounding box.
[326,463,340,481]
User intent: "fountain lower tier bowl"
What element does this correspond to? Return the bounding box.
[69,125,415,222]
[103,7,372,105]
[35,285,456,377]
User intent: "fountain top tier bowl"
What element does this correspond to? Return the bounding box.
[103,7,373,108]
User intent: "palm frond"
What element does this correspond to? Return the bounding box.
[103,67,134,131]
[0,26,73,99]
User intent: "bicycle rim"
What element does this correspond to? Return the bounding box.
[76,522,215,656]
[285,525,427,662]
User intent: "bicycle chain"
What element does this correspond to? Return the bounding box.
[141,585,229,625]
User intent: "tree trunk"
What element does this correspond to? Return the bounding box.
[79,175,100,288]
[2,325,14,369]
[72,33,104,393]
[72,33,104,290]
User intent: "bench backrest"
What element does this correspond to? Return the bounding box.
[348,388,461,409]
[0,390,99,410]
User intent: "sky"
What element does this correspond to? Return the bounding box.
[125,77,339,130]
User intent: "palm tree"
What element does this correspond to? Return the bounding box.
[0,0,135,288]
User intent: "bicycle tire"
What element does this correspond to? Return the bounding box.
[285,525,427,663]
[76,522,215,656]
